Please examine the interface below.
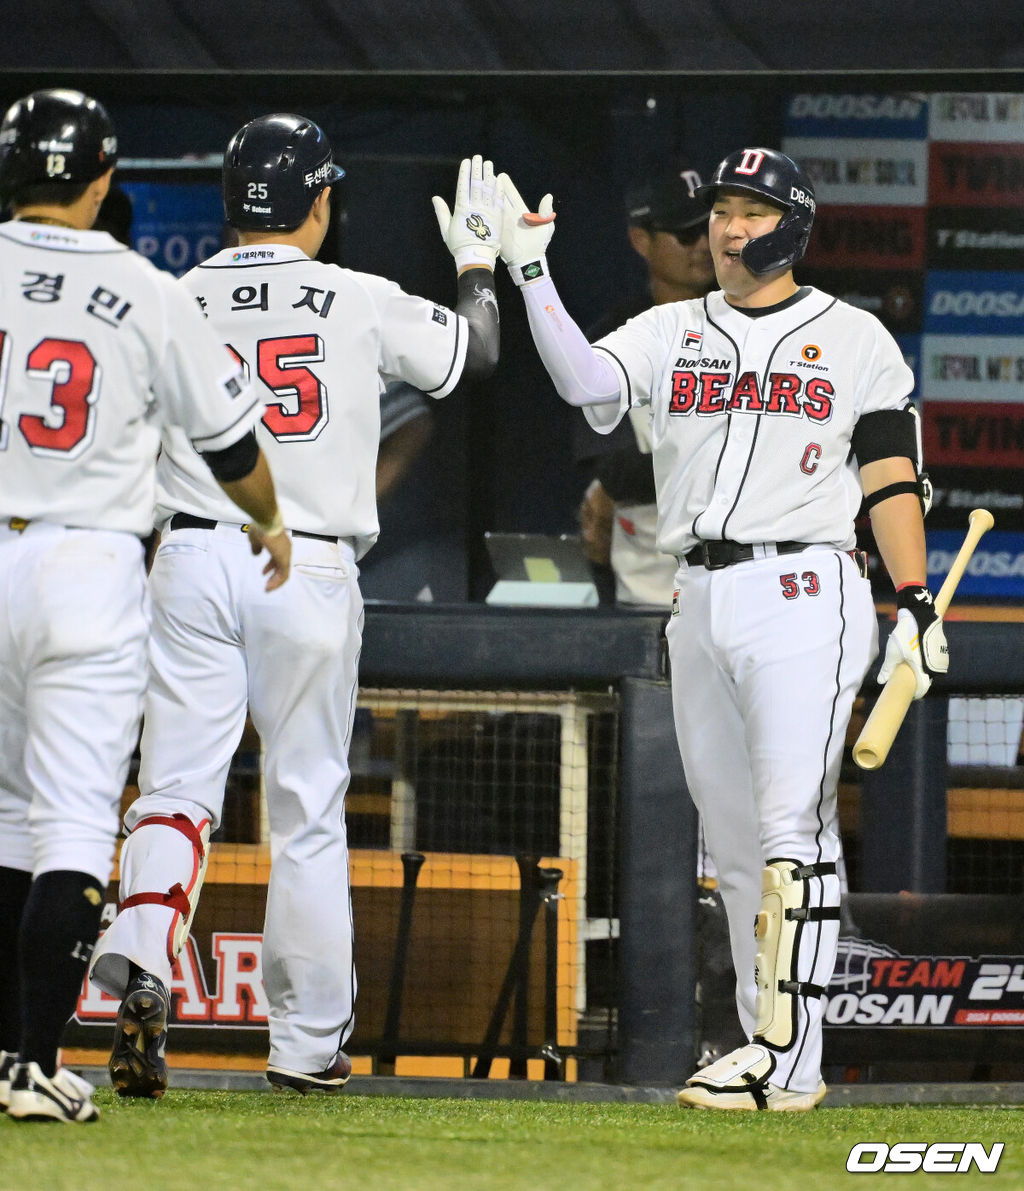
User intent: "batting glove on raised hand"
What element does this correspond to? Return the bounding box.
[497,173,555,286]
[432,155,501,272]
[878,584,949,699]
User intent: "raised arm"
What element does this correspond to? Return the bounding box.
[432,155,501,380]
[497,173,620,409]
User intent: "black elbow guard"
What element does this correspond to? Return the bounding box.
[203,430,259,482]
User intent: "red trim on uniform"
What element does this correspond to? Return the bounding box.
[895,580,926,591]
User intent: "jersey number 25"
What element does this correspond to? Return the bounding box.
[227,335,328,443]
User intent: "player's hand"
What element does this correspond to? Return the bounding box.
[497,172,555,285]
[432,155,501,273]
[579,479,614,567]
[247,526,291,592]
[878,585,948,699]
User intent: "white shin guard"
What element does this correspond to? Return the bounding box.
[753,859,841,1051]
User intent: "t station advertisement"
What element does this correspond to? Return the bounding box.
[784,91,1024,599]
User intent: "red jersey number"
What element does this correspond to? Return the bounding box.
[257,334,328,442]
[0,334,100,459]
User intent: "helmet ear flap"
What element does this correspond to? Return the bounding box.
[739,207,811,275]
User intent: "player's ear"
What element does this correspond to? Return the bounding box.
[627,224,653,262]
[313,187,331,218]
[87,168,115,225]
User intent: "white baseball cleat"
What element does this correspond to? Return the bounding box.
[6,1061,100,1123]
[676,1042,826,1111]
[677,1078,827,1111]
[0,1049,16,1111]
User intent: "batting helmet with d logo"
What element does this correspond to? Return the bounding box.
[695,147,815,275]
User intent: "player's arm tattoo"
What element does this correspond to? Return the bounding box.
[455,266,500,380]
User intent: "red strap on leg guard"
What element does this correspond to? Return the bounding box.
[119,882,191,916]
[130,813,207,861]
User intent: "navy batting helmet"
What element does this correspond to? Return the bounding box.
[695,147,815,274]
[0,88,118,201]
[223,113,345,231]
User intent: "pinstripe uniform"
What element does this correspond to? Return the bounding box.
[587,284,914,1092]
[90,244,468,1074]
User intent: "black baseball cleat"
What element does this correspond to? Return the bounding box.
[109,971,170,1098]
[266,1050,352,1094]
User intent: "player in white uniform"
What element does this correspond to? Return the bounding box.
[497,148,948,1110]
[0,89,290,1124]
[88,114,502,1097]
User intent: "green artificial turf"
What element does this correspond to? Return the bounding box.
[2,1093,1022,1191]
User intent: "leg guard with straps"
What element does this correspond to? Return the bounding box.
[118,814,211,960]
[753,858,841,1050]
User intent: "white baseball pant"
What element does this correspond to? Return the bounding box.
[666,547,877,1091]
[90,523,362,1072]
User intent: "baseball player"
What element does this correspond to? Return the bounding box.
[573,165,744,1065]
[497,147,947,1110]
[88,114,502,1098]
[0,89,290,1125]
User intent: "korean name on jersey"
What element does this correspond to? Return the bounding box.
[160,245,468,557]
[0,222,257,534]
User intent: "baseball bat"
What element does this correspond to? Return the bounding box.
[471,855,541,1079]
[853,508,995,770]
[378,850,425,1075]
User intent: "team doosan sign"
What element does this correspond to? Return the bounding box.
[827,933,1024,1028]
[924,270,1024,333]
[927,529,1024,598]
[785,93,929,139]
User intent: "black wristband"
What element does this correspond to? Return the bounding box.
[896,583,938,635]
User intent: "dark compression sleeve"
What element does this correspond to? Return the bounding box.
[455,267,500,381]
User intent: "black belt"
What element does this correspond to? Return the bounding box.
[168,512,336,544]
[683,540,814,570]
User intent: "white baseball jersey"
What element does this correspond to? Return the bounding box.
[609,407,677,606]
[577,282,912,1095]
[0,221,258,535]
[162,244,468,557]
[588,287,914,555]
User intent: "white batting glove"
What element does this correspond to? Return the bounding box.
[497,172,556,286]
[432,155,501,272]
[878,585,949,699]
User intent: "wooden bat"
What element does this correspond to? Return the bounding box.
[853,507,995,771]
